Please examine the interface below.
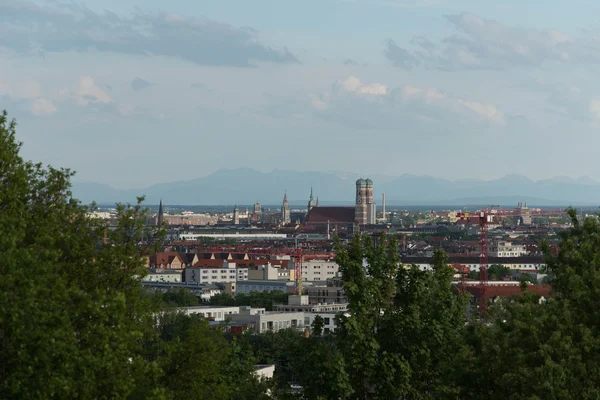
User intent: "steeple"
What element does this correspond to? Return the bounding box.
[308,186,316,211]
[316,196,319,207]
[157,199,164,226]
[281,191,291,225]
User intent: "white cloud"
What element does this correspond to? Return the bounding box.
[589,99,600,121]
[75,76,112,106]
[314,75,505,126]
[31,97,57,116]
[336,76,388,96]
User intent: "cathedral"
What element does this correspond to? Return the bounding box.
[304,178,377,229]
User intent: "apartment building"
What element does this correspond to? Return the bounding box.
[300,258,340,282]
[184,261,248,284]
[489,241,528,257]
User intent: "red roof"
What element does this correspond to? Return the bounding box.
[305,207,355,224]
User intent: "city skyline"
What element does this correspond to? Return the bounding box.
[3,0,600,187]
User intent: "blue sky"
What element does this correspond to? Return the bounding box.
[2,0,600,188]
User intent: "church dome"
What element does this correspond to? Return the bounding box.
[365,178,373,186]
[356,178,366,185]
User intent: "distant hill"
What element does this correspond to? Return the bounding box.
[71,168,600,207]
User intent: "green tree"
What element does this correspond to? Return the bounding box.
[459,209,600,399]
[334,236,469,399]
[0,111,165,399]
[311,315,325,337]
[0,111,270,399]
[488,264,511,280]
[161,288,201,308]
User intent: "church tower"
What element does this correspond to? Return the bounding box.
[157,199,164,226]
[281,192,291,225]
[355,178,376,225]
[355,179,367,225]
[233,205,240,225]
[308,187,316,212]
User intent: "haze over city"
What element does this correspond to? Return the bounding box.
[2,0,600,190]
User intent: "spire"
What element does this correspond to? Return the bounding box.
[316,196,319,207]
[310,186,314,200]
[283,190,288,203]
[157,199,164,226]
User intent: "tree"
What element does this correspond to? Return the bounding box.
[488,264,511,280]
[0,111,270,399]
[458,209,600,399]
[311,315,325,337]
[0,111,164,399]
[334,235,469,399]
[161,288,201,308]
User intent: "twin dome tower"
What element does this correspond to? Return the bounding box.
[355,178,376,225]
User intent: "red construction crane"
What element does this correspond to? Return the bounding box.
[458,206,566,316]
[188,244,335,295]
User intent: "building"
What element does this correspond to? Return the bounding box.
[298,257,340,282]
[281,192,291,225]
[248,263,292,281]
[236,280,296,295]
[517,202,532,225]
[307,187,316,212]
[489,241,528,257]
[184,261,248,285]
[252,203,262,224]
[149,251,195,271]
[233,205,240,225]
[274,295,348,334]
[354,178,376,225]
[303,178,376,232]
[157,199,164,226]
[141,270,182,283]
[179,306,247,321]
[304,277,347,304]
[229,307,305,333]
[402,256,546,272]
[254,365,275,380]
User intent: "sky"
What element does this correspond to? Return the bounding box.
[2,0,600,188]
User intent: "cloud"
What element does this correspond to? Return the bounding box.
[31,97,57,116]
[385,12,600,69]
[269,75,508,132]
[0,1,299,67]
[0,78,56,117]
[343,59,358,65]
[131,77,153,91]
[590,99,600,120]
[71,76,112,106]
[384,40,419,69]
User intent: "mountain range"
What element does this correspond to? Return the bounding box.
[71,169,600,207]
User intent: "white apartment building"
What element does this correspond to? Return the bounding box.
[229,309,305,333]
[299,258,340,282]
[184,261,248,284]
[141,270,182,283]
[489,241,527,257]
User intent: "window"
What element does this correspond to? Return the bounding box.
[324,317,330,325]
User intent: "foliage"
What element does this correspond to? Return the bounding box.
[160,288,201,308]
[310,315,324,337]
[458,209,600,399]
[488,264,512,280]
[0,111,269,399]
[333,236,469,399]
